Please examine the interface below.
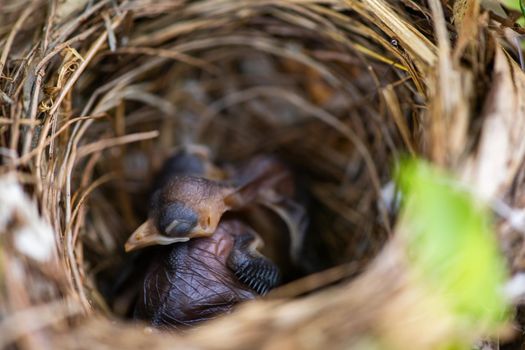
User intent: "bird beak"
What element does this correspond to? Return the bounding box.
[125,220,191,252]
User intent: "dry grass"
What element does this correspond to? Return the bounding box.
[1,0,525,348]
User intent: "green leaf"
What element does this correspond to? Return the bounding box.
[396,159,509,330]
[505,0,525,16]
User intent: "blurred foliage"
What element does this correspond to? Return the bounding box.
[396,159,509,341]
[505,0,525,17]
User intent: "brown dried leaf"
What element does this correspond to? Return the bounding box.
[481,0,508,17]
[462,46,525,199]
[428,0,470,164]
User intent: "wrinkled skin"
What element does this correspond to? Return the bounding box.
[130,147,306,328]
[134,219,279,329]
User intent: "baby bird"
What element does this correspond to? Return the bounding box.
[125,146,229,251]
[134,218,279,329]
[126,146,307,328]
[125,148,301,253]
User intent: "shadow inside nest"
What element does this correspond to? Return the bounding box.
[92,144,390,323]
[86,56,400,326]
[72,3,409,330]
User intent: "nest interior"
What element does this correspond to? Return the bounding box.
[79,0,409,318]
[2,0,525,349]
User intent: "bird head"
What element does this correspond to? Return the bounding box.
[125,152,305,257]
[125,176,235,252]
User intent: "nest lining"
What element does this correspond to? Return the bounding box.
[83,1,405,318]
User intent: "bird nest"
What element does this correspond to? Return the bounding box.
[2,0,525,349]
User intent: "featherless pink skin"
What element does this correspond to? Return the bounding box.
[134,218,279,329]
